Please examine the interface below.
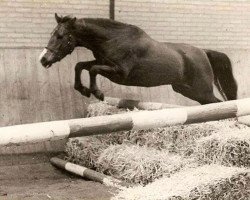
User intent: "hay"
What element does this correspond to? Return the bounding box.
[85,101,242,156]
[196,127,250,167]
[94,120,237,156]
[113,165,250,200]
[124,121,222,155]
[65,137,109,169]
[64,121,218,170]
[86,101,128,117]
[96,144,191,185]
[65,101,250,191]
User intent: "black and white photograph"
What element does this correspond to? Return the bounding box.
[0,0,250,199]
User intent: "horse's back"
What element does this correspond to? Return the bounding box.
[162,42,213,75]
[163,42,208,61]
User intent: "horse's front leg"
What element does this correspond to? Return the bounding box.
[89,65,127,101]
[74,60,97,97]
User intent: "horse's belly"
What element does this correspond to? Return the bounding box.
[122,44,185,87]
[124,64,182,87]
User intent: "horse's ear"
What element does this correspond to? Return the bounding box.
[55,13,62,23]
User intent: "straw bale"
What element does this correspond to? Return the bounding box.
[113,165,250,200]
[196,127,250,167]
[96,144,191,185]
[65,137,109,169]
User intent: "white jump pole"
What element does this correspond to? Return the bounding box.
[104,97,182,110]
[50,157,131,188]
[0,98,250,146]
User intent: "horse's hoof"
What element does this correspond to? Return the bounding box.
[75,85,91,97]
[98,93,104,101]
[83,89,91,97]
[93,90,104,101]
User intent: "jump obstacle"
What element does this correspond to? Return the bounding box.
[105,97,249,126]
[0,98,250,146]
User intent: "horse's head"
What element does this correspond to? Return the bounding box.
[39,13,77,68]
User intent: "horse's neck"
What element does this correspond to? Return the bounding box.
[74,19,111,50]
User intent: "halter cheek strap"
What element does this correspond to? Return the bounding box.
[46,34,74,59]
[45,46,57,54]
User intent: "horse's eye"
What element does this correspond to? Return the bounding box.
[57,35,63,39]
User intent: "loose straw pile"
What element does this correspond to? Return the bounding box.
[113,165,250,200]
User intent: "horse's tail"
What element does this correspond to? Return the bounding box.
[204,49,238,101]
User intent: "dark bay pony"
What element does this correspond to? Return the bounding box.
[39,14,238,104]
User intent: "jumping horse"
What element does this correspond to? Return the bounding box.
[39,14,238,104]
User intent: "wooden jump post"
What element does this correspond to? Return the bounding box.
[0,98,250,146]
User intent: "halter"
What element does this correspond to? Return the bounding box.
[45,34,74,59]
[45,46,58,54]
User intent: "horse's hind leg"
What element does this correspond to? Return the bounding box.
[172,84,221,105]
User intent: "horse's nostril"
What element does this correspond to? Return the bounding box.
[41,57,47,64]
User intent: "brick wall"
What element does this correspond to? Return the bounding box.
[0,0,109,48]
[116,0,250,49]
[0,0,249,49]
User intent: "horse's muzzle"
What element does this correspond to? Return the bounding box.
[39,48,52,68]
[40,57,52,68]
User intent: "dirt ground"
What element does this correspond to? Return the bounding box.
[0,153,116,200]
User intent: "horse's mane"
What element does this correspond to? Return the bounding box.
[84,18,130,29]
[85,18,145,40]
[61,15,144,39]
